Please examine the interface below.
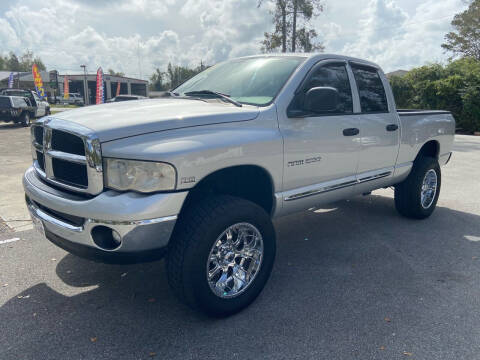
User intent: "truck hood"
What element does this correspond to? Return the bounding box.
[52,98,259,142]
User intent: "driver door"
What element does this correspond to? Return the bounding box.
[278,60,361,214]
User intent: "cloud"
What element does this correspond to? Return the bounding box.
[117,0,176,18]
[0,0,272,78]
[0,0,469,79]
[0,18,19,49]
[337,0,467,71]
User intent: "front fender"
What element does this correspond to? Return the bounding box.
[101,112,283,193]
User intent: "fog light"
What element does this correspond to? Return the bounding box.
[91,226,122,250]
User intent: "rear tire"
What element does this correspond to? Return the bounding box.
[166,195,276,317]
[21,112,31,127]
[394,156,441,219]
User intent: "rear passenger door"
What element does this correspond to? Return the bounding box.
[349,63,400,192]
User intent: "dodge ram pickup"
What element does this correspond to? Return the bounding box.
[23,54,455,316]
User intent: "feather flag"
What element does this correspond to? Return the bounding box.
[63,76,69,99]
[32,64,45,99]
[96,67,104,104]
[8,72,14,88]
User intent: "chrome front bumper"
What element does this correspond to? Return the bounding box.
[23,167,188,260]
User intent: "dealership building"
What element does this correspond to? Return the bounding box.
[0,70,149,104]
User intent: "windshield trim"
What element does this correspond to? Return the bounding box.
[173,56,307,107]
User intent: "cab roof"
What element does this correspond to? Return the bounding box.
[237,53,381,70]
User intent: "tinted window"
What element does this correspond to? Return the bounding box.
[0,97,11,107]
[291,63,353,115]
[351,65,388,113]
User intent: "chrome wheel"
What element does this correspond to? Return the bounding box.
[206,223,264,298]
[421,169,437,209]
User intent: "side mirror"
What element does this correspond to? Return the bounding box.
[304,87,339,114]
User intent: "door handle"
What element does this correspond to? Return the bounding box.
[343,128,359,136]
[386,124,398,131]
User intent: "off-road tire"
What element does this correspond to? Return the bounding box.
[166,195,276,317]
[394,156,441,219]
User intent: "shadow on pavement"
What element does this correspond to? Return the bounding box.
[0,123,24,130]
[1,194,479,360]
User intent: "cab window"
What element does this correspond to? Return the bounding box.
[290,63,353,115]
[350,64,388,113]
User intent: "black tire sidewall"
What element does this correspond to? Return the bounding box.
[400,157,441,219]
[181,197,276,316]
[22,113,30,127]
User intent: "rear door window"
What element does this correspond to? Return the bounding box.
[13,97,26,107]
[351,65,388,113]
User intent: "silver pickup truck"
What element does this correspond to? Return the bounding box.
[23,54,455,316]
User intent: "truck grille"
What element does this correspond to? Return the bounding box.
[52,157,88,187]
[31,118,103,195]
[51,129,85,155]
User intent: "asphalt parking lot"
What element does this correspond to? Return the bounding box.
[0,123,479,360]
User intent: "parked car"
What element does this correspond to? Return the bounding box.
[106,95,146,102]
[57,93,84,106]
[23,54,455,317]
[0,95,36,126]
[0,89,50,117]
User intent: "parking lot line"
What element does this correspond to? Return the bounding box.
[0,238,20,245]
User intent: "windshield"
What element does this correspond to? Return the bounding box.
[174,57,304,106]
[4,90,32,100]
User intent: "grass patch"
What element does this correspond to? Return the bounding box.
[50,104,81,109]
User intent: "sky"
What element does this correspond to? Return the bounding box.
[0,0,469,80]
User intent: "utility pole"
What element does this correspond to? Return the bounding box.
[80,65,88,105]
[53,70,59,103]
[292,0,298,52]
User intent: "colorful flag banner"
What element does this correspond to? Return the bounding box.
[116,81,121,97]
[8,72,14,88]
[32,64,46,99]
[63,76,69,99]
[96,67,104,104]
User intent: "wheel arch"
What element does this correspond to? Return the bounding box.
[415,140,440,162]
[179,164,276,217]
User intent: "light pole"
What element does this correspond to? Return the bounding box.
[80,65,88,105]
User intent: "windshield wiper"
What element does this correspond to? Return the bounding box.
[184,90,242,107]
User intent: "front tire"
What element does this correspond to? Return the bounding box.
[394,156,441,219]
[166,195,276,317]
[21,112,31,127]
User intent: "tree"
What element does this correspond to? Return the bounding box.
[259,0,324,53]
[108,69,125,77]
[149,68,167,91]
[389,58,480,133]
[442,0,480,60]
[5,53,20,71]
[0,51,46,71]
[19,51,46,71]
[149,62,207,91]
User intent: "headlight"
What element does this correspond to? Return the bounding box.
[104,158,176,193]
